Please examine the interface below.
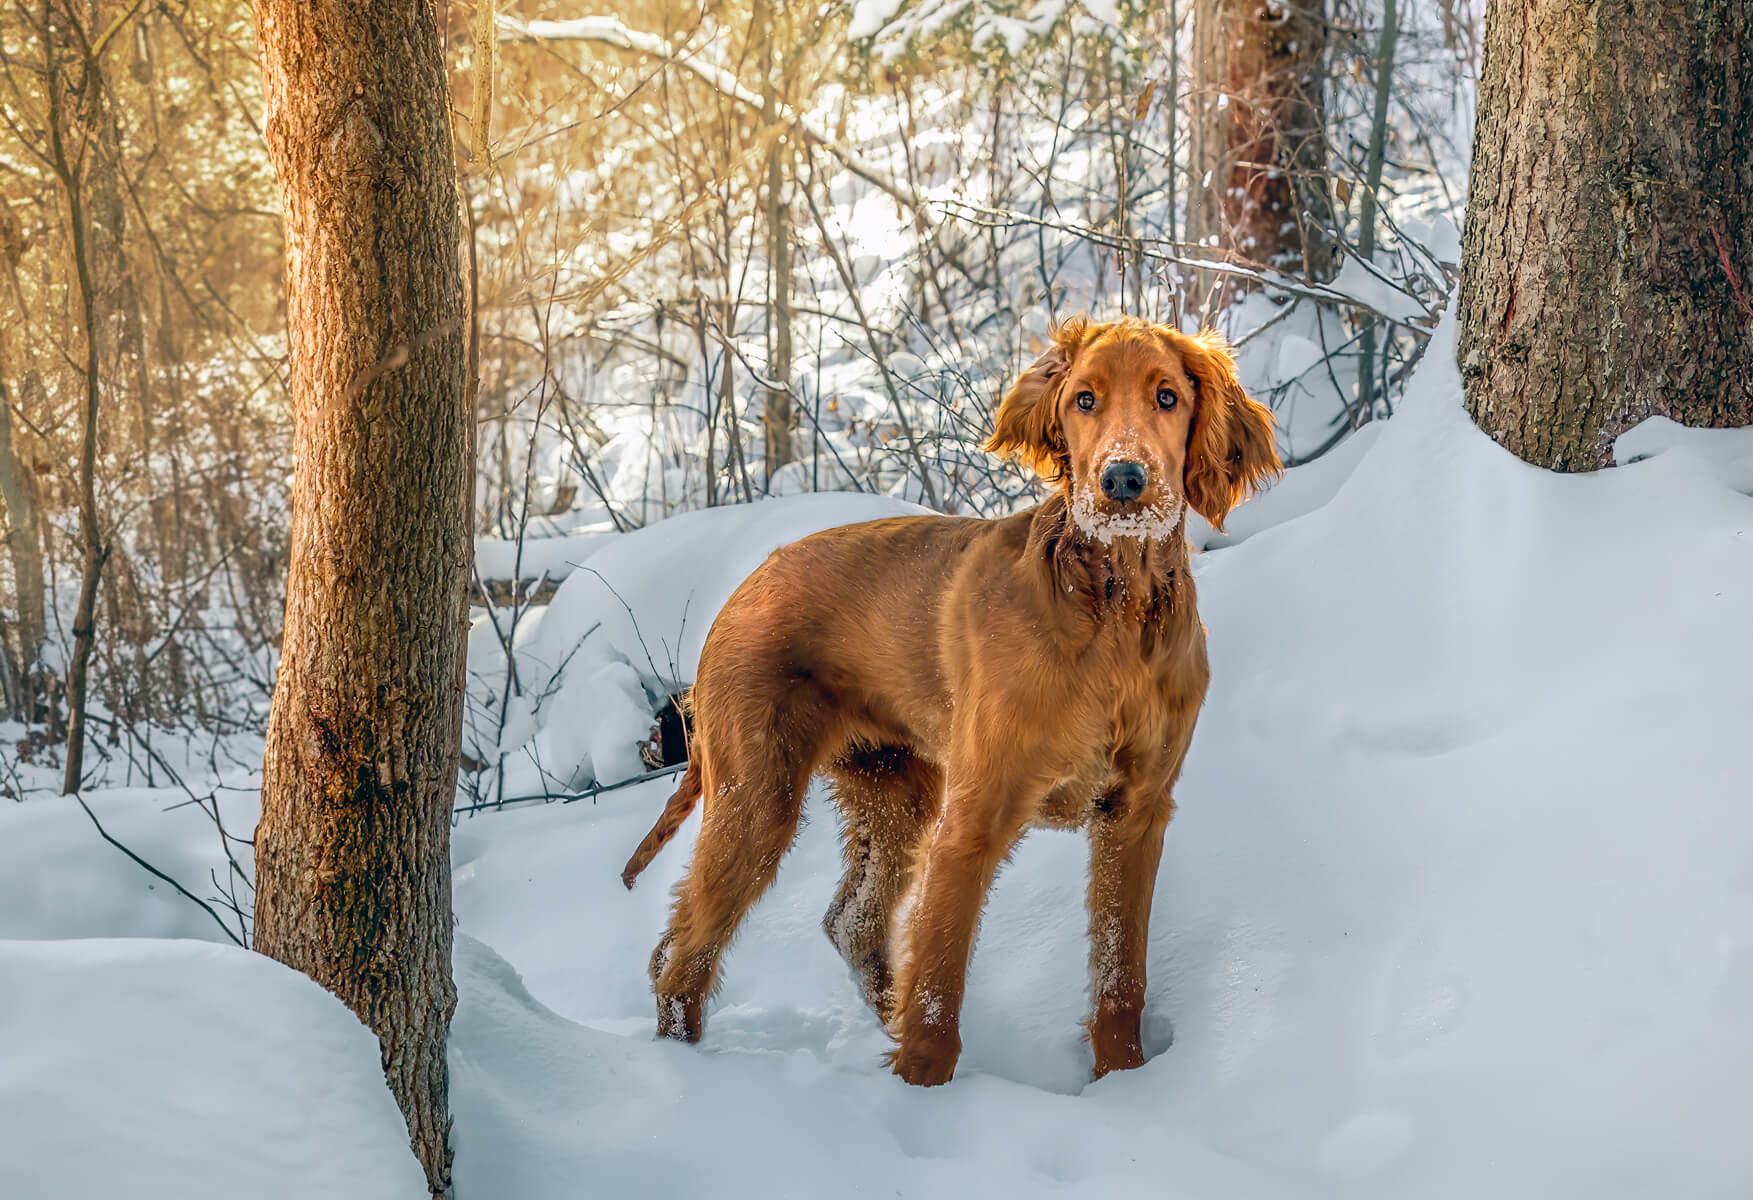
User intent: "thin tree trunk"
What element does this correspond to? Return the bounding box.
[755,0,793,480]
[1354,0,1398,421]
[762,146,794,479]
[1187,0,1334,284]
[43,5,108,795]
[248,0,470,1193]
[0,225,46,713]
[1458,0,1753,469]
[1165,0,1181,323]
[0,348,48,724]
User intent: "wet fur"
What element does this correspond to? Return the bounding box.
[622,316,1280,1085]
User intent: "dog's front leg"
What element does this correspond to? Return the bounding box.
[1085,792,1172,1077]
[886,766,1036,1087]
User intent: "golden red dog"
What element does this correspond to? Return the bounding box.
[622,315,1280,1085]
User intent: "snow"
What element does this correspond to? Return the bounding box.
[848,0,909,40]
[7,316,1753,1196]
[473,530,617,585]
[0,938,425,1199]
[1188,421,1384,550]
[1615,414,1753,488]
[0,787,259,943]
[1328,256,1432,324]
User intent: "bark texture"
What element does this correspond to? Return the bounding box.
[249,1,469,1194]
[1187,0,1334,281]
[1458,0,1753,470]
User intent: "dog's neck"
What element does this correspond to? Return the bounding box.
[1029,491,1189,628]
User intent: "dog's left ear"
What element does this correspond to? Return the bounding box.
[984,317,1089,482]
[1178,329,1282,531]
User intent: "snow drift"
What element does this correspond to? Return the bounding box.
[0,939,425,1199]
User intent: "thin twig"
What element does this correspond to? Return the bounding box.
[70,792,246,947]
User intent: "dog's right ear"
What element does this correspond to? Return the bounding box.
[984,317,1087,482]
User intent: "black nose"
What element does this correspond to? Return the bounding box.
[1100,460,1148,502]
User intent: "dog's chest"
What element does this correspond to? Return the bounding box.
[1032,653,1186,830]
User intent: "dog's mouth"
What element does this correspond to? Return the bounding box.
[1069,485,1185,544]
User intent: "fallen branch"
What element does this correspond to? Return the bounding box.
[452,760,688,817]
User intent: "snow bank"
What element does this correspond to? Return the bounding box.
[1189,420,1384,550]
[0,788,259,943]
[473,529,617,584]
[0,939,423,1199]
[464,492,925,797]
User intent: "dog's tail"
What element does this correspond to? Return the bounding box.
[621,757,703,889]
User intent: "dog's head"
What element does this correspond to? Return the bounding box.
[984,316,1281,537]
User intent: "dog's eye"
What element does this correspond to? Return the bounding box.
[1156,387,1177,411]
[1075,391,1096,412]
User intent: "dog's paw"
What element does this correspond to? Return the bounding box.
[655,990,703,1042]
[1087,1011,1146,1078]
[886,1030,960,1086]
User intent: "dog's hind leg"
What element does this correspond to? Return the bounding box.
[822,747,942,1015]
[650,743,811,1042]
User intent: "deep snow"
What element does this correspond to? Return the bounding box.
[0,939,425,1198]
[4,318,1753,1198]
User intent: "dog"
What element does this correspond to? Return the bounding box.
[621,315,1280,1086]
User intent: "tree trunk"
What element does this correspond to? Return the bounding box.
[1457,0,1753,470]
[756,0,793,480]
[248,1,470,1195]
[1186,0,1334,283]
[1354,0,1399,421]
[0,352,49,724]
[762,147,794,478]
[42,6,108,796]
[0,197,49,725]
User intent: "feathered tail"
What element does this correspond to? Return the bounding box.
[621,757,703,889]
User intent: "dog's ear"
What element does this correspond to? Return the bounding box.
[1179,329,1281,531]
[984,317,1088,482]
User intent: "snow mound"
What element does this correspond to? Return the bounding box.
[465,492,926,796]
[0,789,260,943]
[0,938,423,1199]
[1614,414,1753,493]
[1189,420,1384,549]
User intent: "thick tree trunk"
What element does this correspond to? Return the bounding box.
[1187,0,1334,282]
[1457,0,1753,470]
[248,1,470,1194]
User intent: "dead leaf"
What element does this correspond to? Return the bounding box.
[1133,80,1156,120]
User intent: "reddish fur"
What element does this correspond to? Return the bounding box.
[623,316,1280,1084]
[621,757,702,890]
